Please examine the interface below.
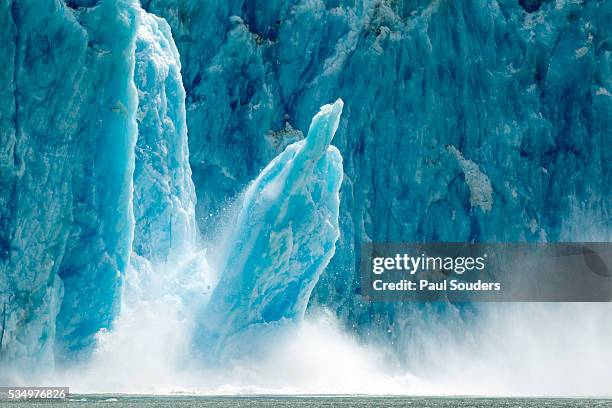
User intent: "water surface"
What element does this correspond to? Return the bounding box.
[5,395,612,407]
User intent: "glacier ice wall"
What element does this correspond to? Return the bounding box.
[143,0,612,328]
[0,0,198,368]
[133,11,197,263]
[1,0,141,365]
[53,0,142,361]
[196,100,343,357]
[1,0,611,377]
[1,0,344,372]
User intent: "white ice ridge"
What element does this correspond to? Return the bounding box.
[195,99,344,358]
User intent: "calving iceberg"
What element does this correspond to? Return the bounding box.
[196,100,344,358]
[0,0,344,374]
[2,0,611,394]
[143,0,612,334]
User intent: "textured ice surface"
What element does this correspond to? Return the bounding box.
[1,0,141,366]
[133,11,197,263]
[0,0,345,369]
[196,100,343,357]
[1,0,612,374]
[143,0,612,330]
[448,146,493,212]
[0,0,198,369]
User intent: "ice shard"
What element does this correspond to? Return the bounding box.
[196,100,344,356]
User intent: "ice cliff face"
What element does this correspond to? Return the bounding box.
[0,0,197,368]
[1,0,611,373]
[0,0,344,371]
[142,0,612,326]
[133,11,197,263]
[1,0,140,366]
[197,100,343,357]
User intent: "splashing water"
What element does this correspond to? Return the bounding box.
[26,100,612,397]
[5,98,612,397]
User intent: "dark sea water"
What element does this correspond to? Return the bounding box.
[4,395,612,407]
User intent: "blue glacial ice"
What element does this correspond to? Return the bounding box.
[143,0,612,333]
[196,100,343,357]
[0,0,345,373]
[1,0,611,380]
[133,10,197,263]
[1,0,141,366]
[0,0,199,369]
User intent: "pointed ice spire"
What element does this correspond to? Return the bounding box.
[195,100,345,358]
[303,99,344,160]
